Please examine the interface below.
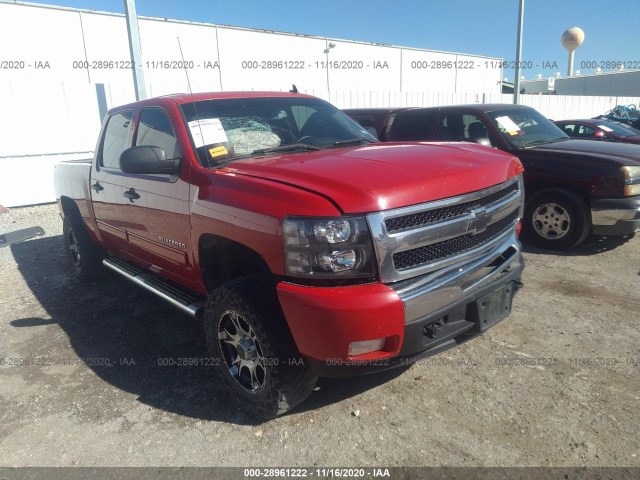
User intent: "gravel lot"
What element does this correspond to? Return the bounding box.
[1,203,639,467]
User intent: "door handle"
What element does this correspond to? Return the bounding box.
[91,182,104,193]
[123,189,140,201]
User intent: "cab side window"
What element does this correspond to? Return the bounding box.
[99,110,133,169]
[392,112,437,141]
[577,125,596,138]
[436,114,488,142]
[135,108,180,159]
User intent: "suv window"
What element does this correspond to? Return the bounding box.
[136,108,180,159]
[435,114,487,142]
[100,110,133,169]
[392,111,437,141]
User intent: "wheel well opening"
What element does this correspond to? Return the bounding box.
[524,186,588,208]
[60,196,80,220]
[198,234,273,291]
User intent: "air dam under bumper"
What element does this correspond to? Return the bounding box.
[277,235,524,377]
[591,197,640,236]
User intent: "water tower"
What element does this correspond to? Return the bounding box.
[561,27,585,77]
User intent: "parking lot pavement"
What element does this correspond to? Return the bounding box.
[1,204,639,467]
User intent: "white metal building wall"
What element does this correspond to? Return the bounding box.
[521,71,640,97]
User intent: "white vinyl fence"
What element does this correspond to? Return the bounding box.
[324,91,638,121]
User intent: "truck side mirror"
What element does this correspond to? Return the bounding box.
[120,146,180,175]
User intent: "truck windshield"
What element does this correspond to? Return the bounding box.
[180,97,375,166]
[487,108,570,149]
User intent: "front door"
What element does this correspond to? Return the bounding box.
[117,106,193,284]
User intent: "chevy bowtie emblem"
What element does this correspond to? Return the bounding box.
[468,207,488,235]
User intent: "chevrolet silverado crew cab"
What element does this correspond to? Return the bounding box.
[345,105,640,249]
[54,92,525,419]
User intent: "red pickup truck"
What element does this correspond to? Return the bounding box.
[54,92,525,419]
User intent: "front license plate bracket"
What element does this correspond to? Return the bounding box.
[470,283,514,331]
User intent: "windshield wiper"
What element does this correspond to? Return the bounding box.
[251,143,322,155]
[332,138,374,147]
[523,137,572,148]
[522,140,553,148]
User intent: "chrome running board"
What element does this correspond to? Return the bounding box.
[103,257,205,318]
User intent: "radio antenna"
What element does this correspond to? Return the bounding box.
[177,36,210,167]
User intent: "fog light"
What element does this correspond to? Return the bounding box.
[349,338,385,356]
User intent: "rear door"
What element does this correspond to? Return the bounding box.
[90,110,133,251]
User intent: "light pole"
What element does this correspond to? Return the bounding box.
[324,40,335,101]
[124,0,146,100]
[513,0,524,104]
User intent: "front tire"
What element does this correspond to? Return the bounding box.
[524,189,591,249]
[203,276,317,420]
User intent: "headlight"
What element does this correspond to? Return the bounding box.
[622,166,640,196]
[283,216,376,280]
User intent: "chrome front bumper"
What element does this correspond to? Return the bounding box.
[392,233,523,324]
[591,197,640,236]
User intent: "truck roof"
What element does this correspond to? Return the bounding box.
[408,104,534,114]
[108,91,316,113]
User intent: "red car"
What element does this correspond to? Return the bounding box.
[554,119,640,145]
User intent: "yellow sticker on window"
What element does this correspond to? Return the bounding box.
[208,146,228,158]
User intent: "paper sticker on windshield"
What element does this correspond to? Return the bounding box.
[598,125,613,132]
[495,116,522,136]
[208,146,228,158]
[188,118,228,148]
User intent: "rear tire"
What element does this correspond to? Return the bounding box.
[203,276,317,420]
[524,189,591,249]
[63,215,106,281]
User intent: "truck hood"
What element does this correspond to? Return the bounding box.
[531,139,640,165]
[223,142,523,214]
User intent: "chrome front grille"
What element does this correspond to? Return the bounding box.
[367,176,523,283]
[392,210,520,270]
[385,181,519,233]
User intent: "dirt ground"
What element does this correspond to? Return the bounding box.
[1,203,639,468]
